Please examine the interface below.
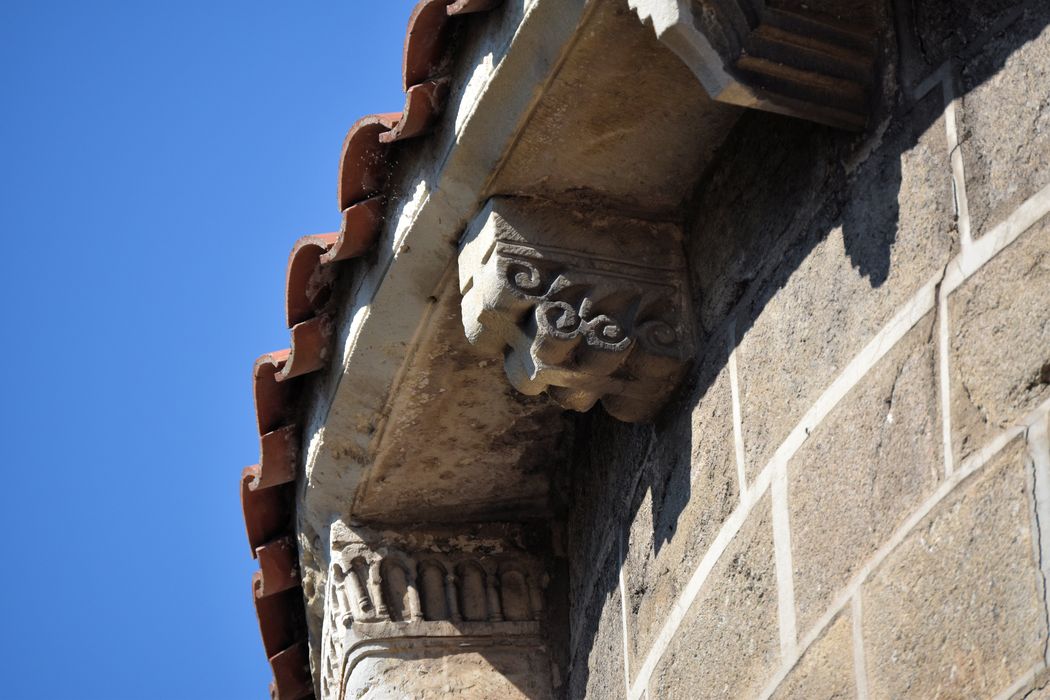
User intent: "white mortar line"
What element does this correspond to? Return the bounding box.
[757,399,1050,699]
[618,533,633,695]
[943,182,1050,294]
[783,275,941,454]
[910,56,965,255]
[992,662,1044,700]
[771,458,797,657]
[627,464,773,700]
[938,288,955,478]
[942,73,973,250]
[851,594,870,700]
[912,62,951,101]
[626,186,1050,699]
[627,277,940,699]
[727,321,748,496]
[937,67,964,479]
[1028,417,1050,665]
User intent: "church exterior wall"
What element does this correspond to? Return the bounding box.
[565,7,1050,697]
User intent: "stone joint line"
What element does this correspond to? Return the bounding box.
[1027,418,1050,666]
[758,395,1050,700]
[627,183,1050,700]
[851,594,870,700]
[727,321,749,498]
[618,533,633,695]
[771,460,797,657]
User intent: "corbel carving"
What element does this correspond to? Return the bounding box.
[458,197,695,423]
[628,0,878,130]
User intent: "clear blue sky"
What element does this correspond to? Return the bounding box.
[0,2,417,697]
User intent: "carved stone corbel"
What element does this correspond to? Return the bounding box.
[458,197,695,423]
[628,0,878,130]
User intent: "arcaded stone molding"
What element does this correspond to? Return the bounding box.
[458,197,695,423]
[320,523,551,699]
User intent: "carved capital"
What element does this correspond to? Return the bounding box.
[458,197,695,423]
[320,523,552,699]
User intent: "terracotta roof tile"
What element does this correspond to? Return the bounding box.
[403,0,456,88]
[285,234,339,327]
[380,78,450,144]
[254,535,302,598]
[323,197,385,264]
[255,586,306,659]
[241,469,293,556]
[277,316,333,382]
[336,112,400,212]
[253,351,293,435]
[241,1,505,693]
[269,641,314,700]
[255,425,299,489]
[447,0,503,15]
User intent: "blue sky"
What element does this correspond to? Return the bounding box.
[0,2,417,696]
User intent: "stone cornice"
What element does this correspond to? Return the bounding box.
[238,0,883,694]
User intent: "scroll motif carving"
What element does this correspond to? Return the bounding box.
[458,198,695,422]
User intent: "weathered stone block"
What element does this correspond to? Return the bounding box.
[789,313,942,635]
[568,546,627,700]
[863,438,1046,700]
[649,494,779,699]
[949,215,1050,462]
[567,411,650,618]
[1007,668,1050,699]
[685,115,842,338]
[910,0,1033,70]
[961,14,1050,237]
[736,90,954,478]
[347,648,553,699]
[622,353,740,680]
[770,611,856,700]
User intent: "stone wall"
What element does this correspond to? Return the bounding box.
[565,4,1050,698]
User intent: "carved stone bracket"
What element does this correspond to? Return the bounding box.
[320,523,552,700]
[458,197,695,423]
[628,0,878,130]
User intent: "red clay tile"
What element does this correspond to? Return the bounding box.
[255,585,306,659]
[276,316,333,382]
[243,3,506,691]
[286,234,339,328]
[337,113,401,212]
[255,535,302,598]
[254,425,299,490]
[380,78,450,144]
[447,0,503,15]
[270,641,314,700]
[323,197,385,263]
[254,351,294,436]
[403,0,455,90]
[241,468,293,556]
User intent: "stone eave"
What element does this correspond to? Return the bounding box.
[239,0,882,695]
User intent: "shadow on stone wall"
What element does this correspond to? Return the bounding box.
[564,0,1050,696]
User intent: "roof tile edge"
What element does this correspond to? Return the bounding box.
[239,1,505,696]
